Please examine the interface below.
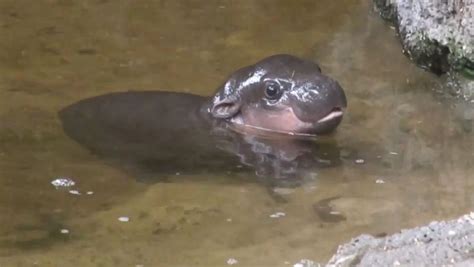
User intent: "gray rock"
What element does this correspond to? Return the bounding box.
[326,212,474,266]
[373,0,474,98]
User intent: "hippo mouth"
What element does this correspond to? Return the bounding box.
[317,107,344,124]
[228,106,345,137]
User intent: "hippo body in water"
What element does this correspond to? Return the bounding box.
[60,55,347,187]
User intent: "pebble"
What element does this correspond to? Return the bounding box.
[68,190,81,195]
[60,229,70,234]
[51,177,75,188]
[375,179,385,184]
[270,212,286,218]
[118,216,130,222]
[355,159,365,164]
[227,258,238,265]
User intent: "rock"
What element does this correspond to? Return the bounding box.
[373,0,474,98]
[326,212,474,266]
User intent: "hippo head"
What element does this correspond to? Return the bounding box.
[209,54,347,136]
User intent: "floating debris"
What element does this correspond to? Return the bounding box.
[389,151,399,155]
[86,191,94,195]
[118,216,130,222]
[68,190,81,195]
[270,212,286,218]
[355,159,365,164]
[60,229,70,234]
[226,218,233,222]
[227,258,238,265]
[51,177,75,188]
[175,172,181,176]
[375,179,385,184]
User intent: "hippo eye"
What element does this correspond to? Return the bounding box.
[264,81,282,100]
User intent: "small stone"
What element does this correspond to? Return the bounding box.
[60,229,69,234]
[270,212,286,218]
[68,190,81,195]
[227,258,238,265]
[226,218,232,222]
[86,191,94,195]
[51,177,75,188]
[389,151,399,155]
[355,159,365,164]
[375,179,385,184]
[118,216,130,222]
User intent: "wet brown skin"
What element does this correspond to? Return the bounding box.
[59,54,347,187]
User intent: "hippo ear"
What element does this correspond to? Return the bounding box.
[210,94,241,119]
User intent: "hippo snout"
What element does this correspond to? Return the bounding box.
[209,54,347,136]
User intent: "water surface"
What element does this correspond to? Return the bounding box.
[1,0,473,266]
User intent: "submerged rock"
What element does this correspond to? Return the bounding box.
[373,0,474,99]
[326,212,474,266]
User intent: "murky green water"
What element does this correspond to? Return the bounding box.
[1,0,473,266]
